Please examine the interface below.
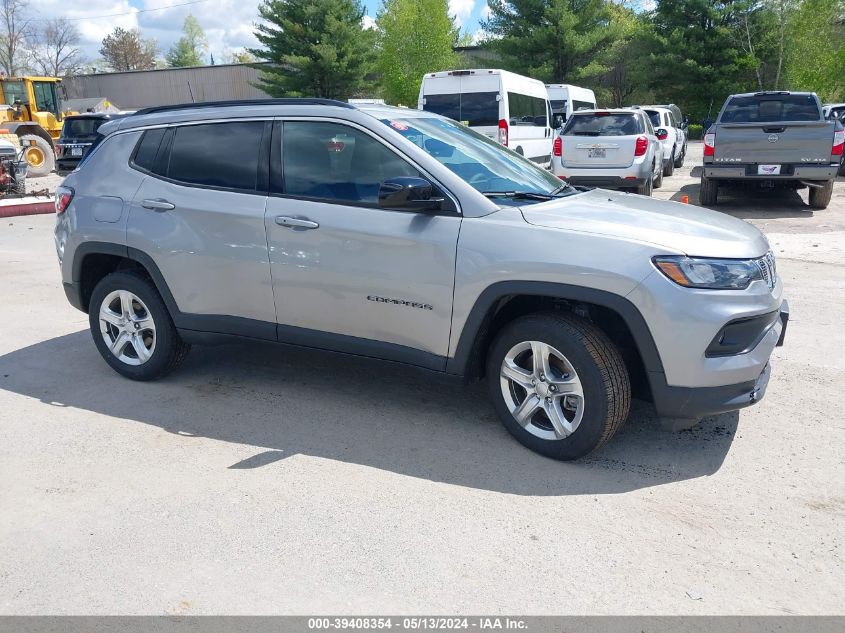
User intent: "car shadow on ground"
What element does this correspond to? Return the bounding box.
[0,331,740,496]
[673,182,816,219]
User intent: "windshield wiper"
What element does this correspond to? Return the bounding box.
[481,191,557,201]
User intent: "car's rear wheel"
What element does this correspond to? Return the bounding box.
[809,180,834,209]
[663,149,675,176]
[699,175,718,205]
[486,312,631,461]
[653,162,664,189]
[636,174,653,196]
[674,146,685,168]
[89,271,190,380]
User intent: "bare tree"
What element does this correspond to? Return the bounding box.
[0,0,33,76]
[99,27,158,72]
[31,18,84,77]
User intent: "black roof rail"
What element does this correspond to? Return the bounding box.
[133,98,355,116]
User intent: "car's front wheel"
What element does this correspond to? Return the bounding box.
[486,312,631,460]
[89,271,190,380]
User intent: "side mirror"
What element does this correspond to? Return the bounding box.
[378,177,443,212]
[681,118,689,130]
[553,115,564,129]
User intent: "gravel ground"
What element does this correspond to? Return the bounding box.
[0,143,843,614]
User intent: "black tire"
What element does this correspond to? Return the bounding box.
[809,180,834,209]
[636,174,653,196]
[653,162,664,189]
[837,157,845,177]
[486,312,631,461]
[663,149,675,176]
[674,145,685,168]
[19,134,55,177]
[699,175,718,205]
[88,271,190,381]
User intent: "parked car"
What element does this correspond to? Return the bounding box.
[419,69,553,166]
[640,105,687,175]
[545,84,597,128]
[55,98,787,461]
[56,112,131,173]
[701,91,842,208]
[551,108,664,196]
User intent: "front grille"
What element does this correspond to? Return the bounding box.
[755,251,777,290]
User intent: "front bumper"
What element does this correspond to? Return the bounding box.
[651,301,788,420]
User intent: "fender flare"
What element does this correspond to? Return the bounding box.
[445,280,665,379]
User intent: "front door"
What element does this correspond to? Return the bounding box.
[264,119,461,368]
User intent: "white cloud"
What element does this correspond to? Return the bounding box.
[27,0,260,65]
[480,3,492,20]
[361,14,377,30]
[471,29,489,44]
[448,0,475,27]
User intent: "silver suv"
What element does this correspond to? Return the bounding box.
[54,99,788,460]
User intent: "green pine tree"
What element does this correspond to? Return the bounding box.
[250,0,376,99]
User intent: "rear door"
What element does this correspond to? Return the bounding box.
[715,94,833,164]
[127,120,277,331]
[560,112,639,168]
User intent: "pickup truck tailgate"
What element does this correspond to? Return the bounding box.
[715,121,832,164]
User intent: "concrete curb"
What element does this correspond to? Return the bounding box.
[0,199,55,218]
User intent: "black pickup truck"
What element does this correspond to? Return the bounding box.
[701,91,843,209]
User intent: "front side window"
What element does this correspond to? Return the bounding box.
[3,80,26,105]
[380,115,562,196]
[166,121,264,191]
[422,92,499,127]
[507,92,548,127]
[563,113,641,137]
[283,121,421,204]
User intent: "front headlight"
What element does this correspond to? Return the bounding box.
[653,256,763,290]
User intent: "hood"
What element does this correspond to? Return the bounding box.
[520,189,769,258]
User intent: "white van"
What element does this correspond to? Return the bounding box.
[418,69,554,166]
[545,84,597,127]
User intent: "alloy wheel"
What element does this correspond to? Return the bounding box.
[98,290,157,366]
[499,340,585,440]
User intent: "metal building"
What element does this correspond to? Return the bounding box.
[62,63,272,109]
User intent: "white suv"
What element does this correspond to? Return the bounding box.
[641,106,687,176]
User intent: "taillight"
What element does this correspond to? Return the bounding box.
[656,130,668,141]
[553,136,562,157]
[634,136,648,157]
[55,186,74,214]
[832,129,845,157]
[498,119,508,146]
[704,132,715,157]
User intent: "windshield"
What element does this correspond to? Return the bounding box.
[379,116,564,196]
[721,94,821,123]
[564,113,641,136]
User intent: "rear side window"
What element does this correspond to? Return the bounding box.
[422,92,499,127]
[166,121,264,191]
[721,94,821,123]
[132,128,166,172]
[563,113,641,137]
[507,92,547,127]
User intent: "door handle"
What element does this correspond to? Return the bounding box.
[142,198,175,211]
[275,216,319,229]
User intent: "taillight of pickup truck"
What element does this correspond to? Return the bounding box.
[703,131,715,157]
[832,129,844,158]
